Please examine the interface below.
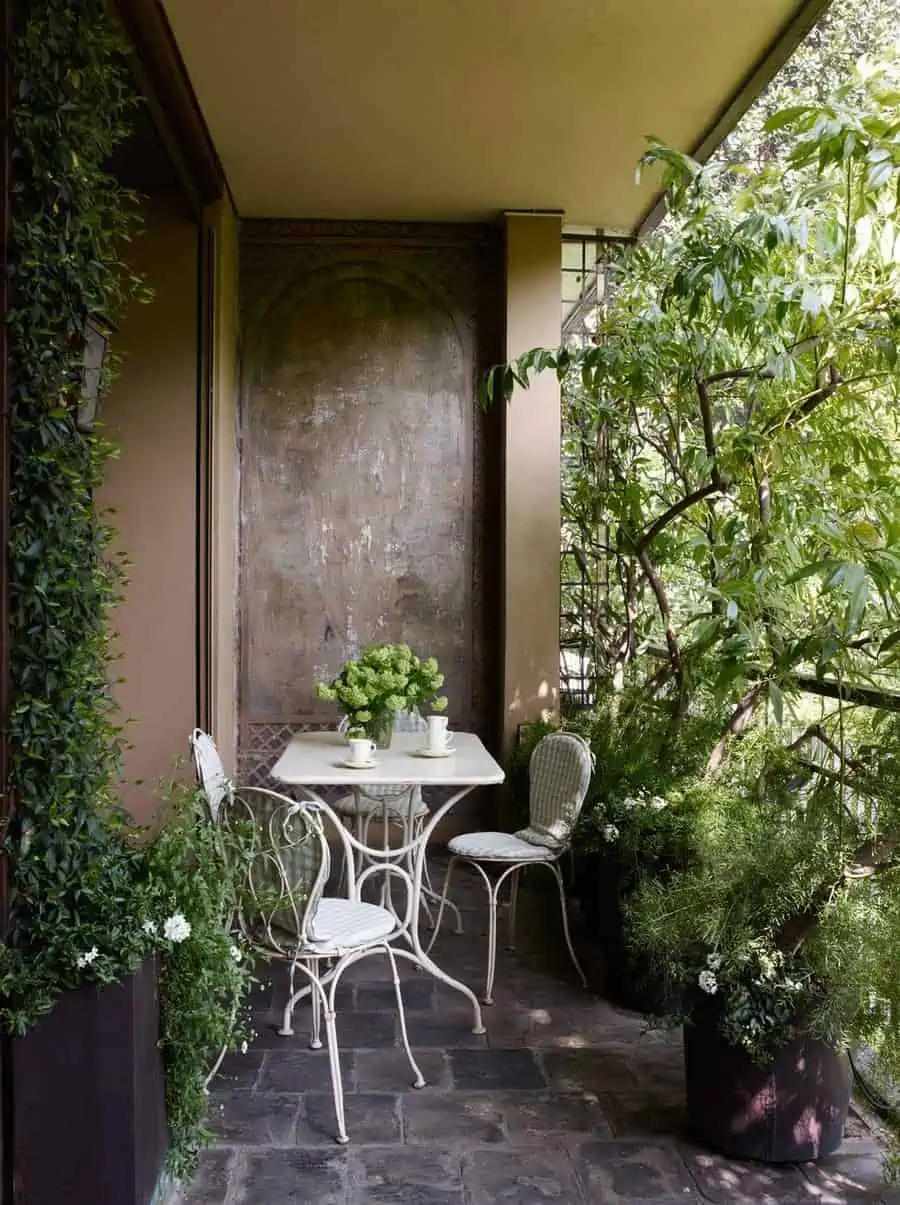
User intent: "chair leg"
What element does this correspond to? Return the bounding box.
[279,958,315,1037]
[419,836,464,935]
[309,958,324,1049]
[384,944,426,1089]
[549,860,588,989]
[425,855,459,954]
[480,863,523,1005]
[323,1007,349,1144]
[507,868,521,951]
[464,860,502,1005]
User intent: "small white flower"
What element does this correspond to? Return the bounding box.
[230,945,242,962]
[163,913,192,943]
[622,797,638,811]
[142,920,157,936]
[241,1040,249,1055]
[76,947,99,969]
[650,796,667,811]
[602,824,620,842]
[800,283,824,317]
[698,970,718,995]
[706,953,722,971]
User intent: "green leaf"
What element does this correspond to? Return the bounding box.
[763,106,810,132]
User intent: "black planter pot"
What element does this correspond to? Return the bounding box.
[12,956,167,1205]
[573,849,676,1014]
[683,1005,852,1163]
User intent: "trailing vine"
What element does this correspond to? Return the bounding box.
[3,4,259,1178]
[2,0,145,1024]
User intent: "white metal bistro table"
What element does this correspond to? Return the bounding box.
[271,729,504,1034]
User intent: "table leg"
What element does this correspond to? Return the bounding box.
[282,780,486,1035]
[405,785,485,1034]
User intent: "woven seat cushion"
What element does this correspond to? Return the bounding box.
[307,898,396,948]
[448,831,556,862]
[334,791,428,820]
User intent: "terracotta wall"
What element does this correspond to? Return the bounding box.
[98,195,199,823]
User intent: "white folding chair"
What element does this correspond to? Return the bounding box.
[189,729,426,1145]
[428,731,593,1004]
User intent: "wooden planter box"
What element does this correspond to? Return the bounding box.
[573,850,677,1014]
[683,998,852,1163]
[12,957,167,1205]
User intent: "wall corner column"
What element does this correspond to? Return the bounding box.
[205,195,240,776]
[502,213,562,753]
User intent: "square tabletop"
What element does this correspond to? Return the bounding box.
[271,730,505,787]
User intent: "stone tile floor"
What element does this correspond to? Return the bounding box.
[176,862,897,1204]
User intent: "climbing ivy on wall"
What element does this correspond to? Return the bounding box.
[1,0,146,1024]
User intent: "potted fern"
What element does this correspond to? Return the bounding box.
[628,715,900,1164]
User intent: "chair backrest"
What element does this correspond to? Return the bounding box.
[190,728,233,823]
[393,709,427,735]
[188,730,336,951]
[246,796,335,947]
[518,732,594,850]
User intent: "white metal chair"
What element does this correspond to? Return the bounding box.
[429,731,594,1004]
[189,729,426,1145]
[333,711,463,932]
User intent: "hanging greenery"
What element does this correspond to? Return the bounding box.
[2,0,258,1179]
[3,0,146,1020]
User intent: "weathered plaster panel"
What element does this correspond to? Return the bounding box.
[239,229,501,744]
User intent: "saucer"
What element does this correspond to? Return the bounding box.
[337,757,379,770]
[414,745,456,759]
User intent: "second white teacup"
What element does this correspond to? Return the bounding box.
[426,714,452,752]
[348,737,376,765]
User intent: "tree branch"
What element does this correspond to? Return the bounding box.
[706,682,767,776]
[791,673,900,713]
[786,723,865,773]
[634,482,723,552]
[628,398,686,486]
[703,366,767,385]
[695,374,723,489]
[765,363,844,434]
[775,833,900,954]
[636,546,685,709]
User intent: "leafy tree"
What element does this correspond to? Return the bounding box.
[717,0,900,174]
[558,0,900,708]
[489,66,900,753]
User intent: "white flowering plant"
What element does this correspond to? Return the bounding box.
[629,715,900,1077]
[315,643,447,738]
[5,773,260,1181]
[143,776,259,1178]
[585,784,702,867]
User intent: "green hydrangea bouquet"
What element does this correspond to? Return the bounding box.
[315,643,448,745]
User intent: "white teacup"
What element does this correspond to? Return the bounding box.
[348,737,376,765]
[426,715,452,752]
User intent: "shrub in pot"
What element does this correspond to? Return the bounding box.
[570,694,719,1011]
[629,718,900,1165]
[2,775,259,1195]
[515,694,720,1011]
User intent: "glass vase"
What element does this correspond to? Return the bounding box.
[365,711,395,749]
